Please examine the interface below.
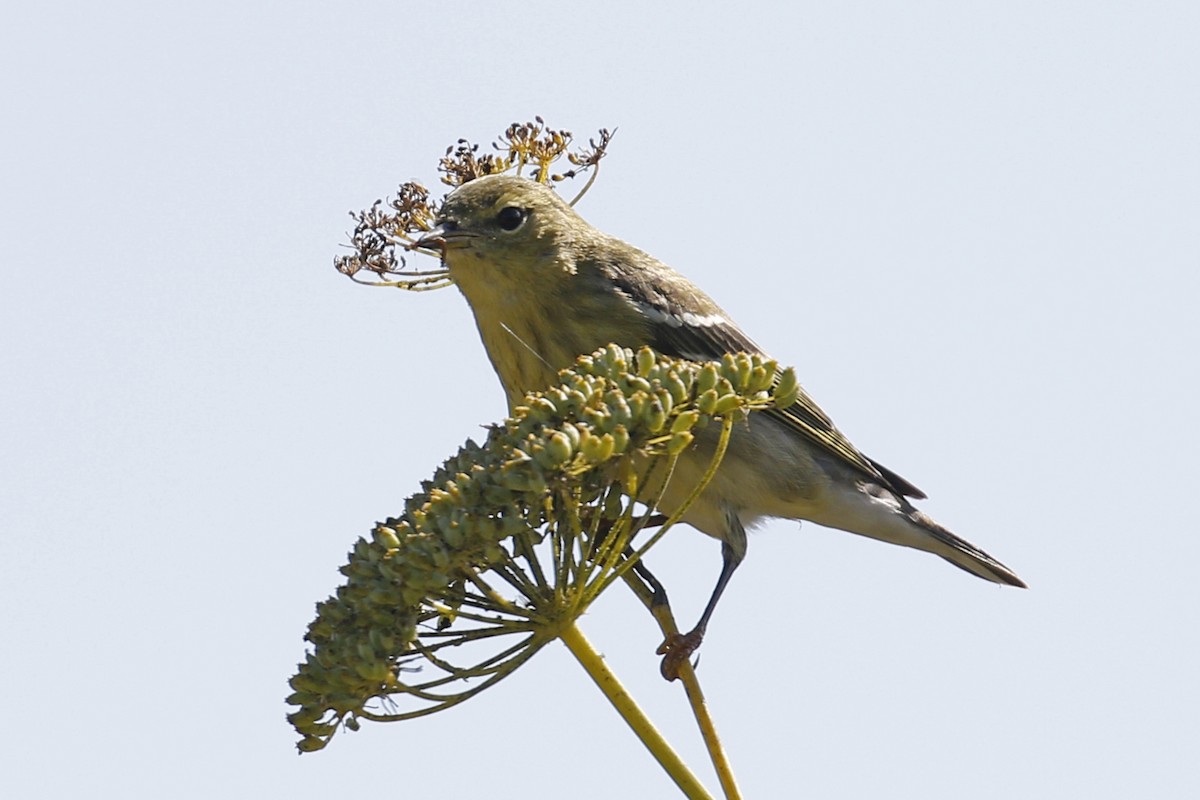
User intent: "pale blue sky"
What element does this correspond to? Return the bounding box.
[2,2,1197,798]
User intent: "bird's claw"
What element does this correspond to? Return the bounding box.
[656,630,704,681]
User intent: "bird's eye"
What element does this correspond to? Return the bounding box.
[496,206,526,232]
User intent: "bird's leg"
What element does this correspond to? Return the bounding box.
[614,512,671,607]
[657,540,744,681]
[625,545,671,608]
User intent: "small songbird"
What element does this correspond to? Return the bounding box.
[414,174,1025,670]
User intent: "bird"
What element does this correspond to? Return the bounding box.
[413,174,1025,674]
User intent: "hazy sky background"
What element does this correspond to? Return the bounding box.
[3,2,1197,798]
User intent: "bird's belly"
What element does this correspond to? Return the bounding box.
[653,414,831,541]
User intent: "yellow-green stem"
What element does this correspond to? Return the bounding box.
[557,622,714,800]
[677,666,741,800]
[620,571,742,800]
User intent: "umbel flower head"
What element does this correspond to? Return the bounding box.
[287,344,800,752]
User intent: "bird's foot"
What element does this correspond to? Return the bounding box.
[656,629,705,681]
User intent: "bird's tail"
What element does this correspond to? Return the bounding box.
[909,510,1027,588]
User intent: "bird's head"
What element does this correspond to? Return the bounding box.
[412,175,588,282]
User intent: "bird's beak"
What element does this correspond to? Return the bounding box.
[409,226,447,252]
[409,224,476,253]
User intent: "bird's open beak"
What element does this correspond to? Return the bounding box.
[409,226,447,252]
[409,224,476,253]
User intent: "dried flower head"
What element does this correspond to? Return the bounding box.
[332,118,613,290]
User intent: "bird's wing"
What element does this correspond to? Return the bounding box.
[611,269,926,499]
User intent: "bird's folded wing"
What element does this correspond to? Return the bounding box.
[633,292,926,500]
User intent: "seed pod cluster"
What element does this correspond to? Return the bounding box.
[288,345,799,752]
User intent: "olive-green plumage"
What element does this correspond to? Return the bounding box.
[417,175,1024,642]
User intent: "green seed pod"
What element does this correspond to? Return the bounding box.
[626,391,647,423]
[297,736,327,753]
[546,431,574,464]
[354,660,392,682]
[611,424,629,454]
[645,397,667,433]
[625,374,652,394]
[774,366,800,409]
[606,390,632,426]
[749,364,771,393]
[712,391,741,415]
[604,343,627,371]
[671,409,701,434]
[289,674,321,694]
[582,432,615,463]
[620,459,640,495]
[697,388,720,415]
[654,386,675,418]
[529,396,557,416]
[564,389,589,412]
[583,406,610,430]
[732,353,753,390]
[636,346,656,377]
[288,704,324,726]
[313,648,338,670]
[560,422,582,450]
[697,363,720,394]
[308,619,335,640]
[373,526,401,549]
[667,430,694,455]
[505,449,531,467]
[664,370,689,405]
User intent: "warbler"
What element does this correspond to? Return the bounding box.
[414,175,1025,667]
